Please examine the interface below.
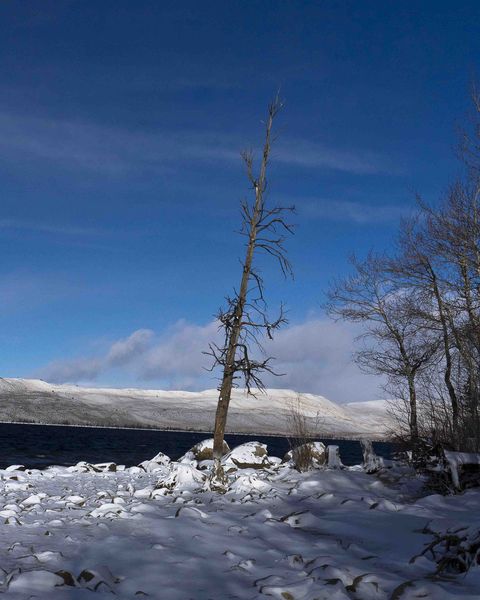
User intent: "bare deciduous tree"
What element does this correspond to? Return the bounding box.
[331,183,480,457]
[390,215,461,447]
[414,180,480,450]
[326,89,480,464]
[327,252,438,449]
[206,96,294,465]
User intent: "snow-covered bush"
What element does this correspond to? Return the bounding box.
[413,524,480,574]
[283,441,326,472]
[285,395,323,471]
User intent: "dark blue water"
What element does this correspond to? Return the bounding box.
[0,423,392,469]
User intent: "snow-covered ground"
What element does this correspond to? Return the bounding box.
[0,378,392,439]
[0,440,479,598]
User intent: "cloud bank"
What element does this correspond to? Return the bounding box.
[37,318,384,404]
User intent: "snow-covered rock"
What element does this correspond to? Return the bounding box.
[78,566,119,592]
[92,462,118,472]
[228,470,274,496]
[5,464,26,472]
[147,451,171,466]
[444,450,480,489]
[222,441,273,471]
[7,570,75,592]
[155,463,207,491]
[89,502,130,519]
[138,450,171,472]
[178,438,230,466]
[21,493,46,507]
[67,461,111,473]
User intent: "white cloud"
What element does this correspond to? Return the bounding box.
[0,218,112,237]
[300,198,410,224]
[36,318,384,403]
[261,319,385,402]
[0,111,390,177]
[40,329,155,383]
[106,329,155,366]
[274,140,390,175]
[140,320,220,387]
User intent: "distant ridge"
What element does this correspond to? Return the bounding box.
[0,378,392,440]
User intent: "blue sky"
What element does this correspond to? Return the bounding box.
[0,1,478,401]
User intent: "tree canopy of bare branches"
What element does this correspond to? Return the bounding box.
[328,89,480,456]
[327,252,438,447]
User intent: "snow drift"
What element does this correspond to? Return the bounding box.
[0,440,478,598]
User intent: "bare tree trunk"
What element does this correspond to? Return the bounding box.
[428,265,460,447]
[382,307,421,447]
[407,373,419,443]
[212,105,275,461]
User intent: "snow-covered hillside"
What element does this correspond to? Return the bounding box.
[0,378,393,439]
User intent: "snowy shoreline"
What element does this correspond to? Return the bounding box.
[0,438,478,598]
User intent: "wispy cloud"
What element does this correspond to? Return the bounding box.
[36,318,384,403]
[0,218,108,237]
[300,198,411,224]
[274,140,391,175]
[0,111,390,177]
[39,329,154,383]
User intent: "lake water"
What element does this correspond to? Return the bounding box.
[0,423,392,469]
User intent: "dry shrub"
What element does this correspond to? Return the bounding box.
[286,395,322,472]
